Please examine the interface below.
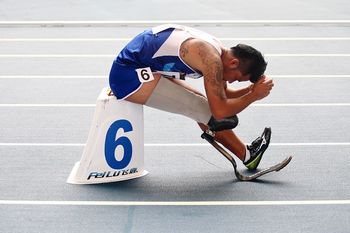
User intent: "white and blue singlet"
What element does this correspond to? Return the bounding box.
[109,24,222,99]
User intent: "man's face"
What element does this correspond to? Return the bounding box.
[222,59,251,83]
[223,62,250,83]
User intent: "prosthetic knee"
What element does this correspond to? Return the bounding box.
[207,115,239,132]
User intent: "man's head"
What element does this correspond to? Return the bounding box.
[225,44,267,83]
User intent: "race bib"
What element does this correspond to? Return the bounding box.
[135,67,154,83]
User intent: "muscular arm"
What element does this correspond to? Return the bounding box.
[180,39,257,119]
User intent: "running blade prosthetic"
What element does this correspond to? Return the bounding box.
[201,131,292,181]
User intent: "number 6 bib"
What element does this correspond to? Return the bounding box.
[136,67,154,83]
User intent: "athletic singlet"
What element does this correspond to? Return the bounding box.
[109,24,223,99]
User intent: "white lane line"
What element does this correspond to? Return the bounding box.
[1,200,350,206]
[269,75,350,78]
[221,37,350,41]
[0,54,350,58]
[0,75,349,79]
[0,103,349,107]
[253,103,350,107]
[0,143,85,147]
[265,54,350,57]
[1,20,350,27]
[0,75,106,79]
[0,54,116,58]
[0,38,132,42]
[270,142,350,146]
[0,142,349,147]
[1,37,350,42]
[0,104,96,107]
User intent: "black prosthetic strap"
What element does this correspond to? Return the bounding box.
[207,115,239,132]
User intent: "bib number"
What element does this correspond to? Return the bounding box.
[136,67,154,83]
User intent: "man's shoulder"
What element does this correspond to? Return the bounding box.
[182,38,222,57]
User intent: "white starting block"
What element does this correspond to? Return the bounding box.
[67,87,148,184]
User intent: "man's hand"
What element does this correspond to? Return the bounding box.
[251,75,274,101]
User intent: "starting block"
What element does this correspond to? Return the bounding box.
[67,87,148,184]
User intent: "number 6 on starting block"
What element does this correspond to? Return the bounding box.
[67,88,148,184]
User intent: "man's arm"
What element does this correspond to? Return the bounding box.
[180,39,269,119]
[224,83,253,99]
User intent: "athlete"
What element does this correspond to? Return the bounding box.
[109,24,273,170]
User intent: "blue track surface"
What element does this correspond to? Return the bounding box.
[0,1,350,232]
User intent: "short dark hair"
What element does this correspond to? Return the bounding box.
[230,44,267,83]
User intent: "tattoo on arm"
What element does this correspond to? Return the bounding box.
[197,44,226,99]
